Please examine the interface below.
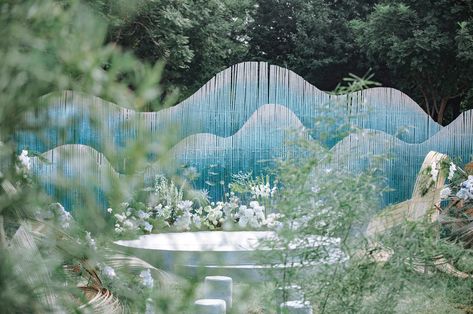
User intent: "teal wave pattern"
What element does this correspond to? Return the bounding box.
[31,104,307,209]
[17,62,440,164]
[31,107,473,210]
[20,61,472,210]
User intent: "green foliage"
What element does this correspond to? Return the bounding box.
[351,1,473,124]
[247,0,473,123]
[263,131,388,311]
[260,77,473,313]
[0,0,197,312]
[85,0,473,124]
[247,0,380,91]
[458,19,473,112]
[93,0,254,102]
[247,0,301,65]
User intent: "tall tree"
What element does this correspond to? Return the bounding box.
[92,0,253,102]
[91,0,194,97]
[351,1,473,124]
[247,0,380,90]
[178,0,254,97]
[247,0,302,66]
[289,0,380,90]
[457,7,473,113]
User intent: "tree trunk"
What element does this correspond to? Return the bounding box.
[437,97,449,125]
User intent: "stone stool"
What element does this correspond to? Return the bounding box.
[194,299,226,314]
[204,276,233,308]
[280,300,313,314]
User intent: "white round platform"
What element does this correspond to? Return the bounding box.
[114,231,345,281]
[116,231,275,252]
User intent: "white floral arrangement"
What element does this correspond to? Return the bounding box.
[110,174,282,235]
[420,159,461,196]
[435,160,473,247]
[439,161,471,202]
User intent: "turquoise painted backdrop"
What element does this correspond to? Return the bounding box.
[16,62,473,210]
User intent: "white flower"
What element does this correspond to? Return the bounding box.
[140,269,154,289]
[457,176,473,200]
[50,203,72,229]
[251,183,272,198]
[207,206,223,225]
[192,214,202,228]
[156,205,172,220]
[142,221,153,233]
[114,213,126,223]
[265,213,283,229]
[254,210,265,221]
[440,187,451,200]
[239,205,253,218]
[238,215,249,227]
[102,265,116,279]
[221,201,235,217]
[18,150,31,170]
[457,189,469,200]
[249,201,259,208]
[123,219,134,229]
[448,163,457,180]
[107,208,113,213]
[249,216,261,228]
[137,210,150,220]
[85,231,97,250]
[250,200,264,211]
[250,202,265,222]
[236,202,267,228]
[174,211,192,230]
[153,204,163,214]
[177,200,193,211]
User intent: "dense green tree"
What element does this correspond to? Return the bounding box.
[88,0,473,122]
[457,13,473,113]
[92,0,253,102]
[352,1,473,124]
[288,0,378,90]
[88,0,193,104]
[247,0,302,66]
[177,0,254,97]
[247,0,381,90]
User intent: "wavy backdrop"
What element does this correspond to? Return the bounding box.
[17,62,472,210]
[29,109,473,210]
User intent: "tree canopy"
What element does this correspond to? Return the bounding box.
[89,0,473,124]
[91,0,253,103]
[352,0,473,124]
